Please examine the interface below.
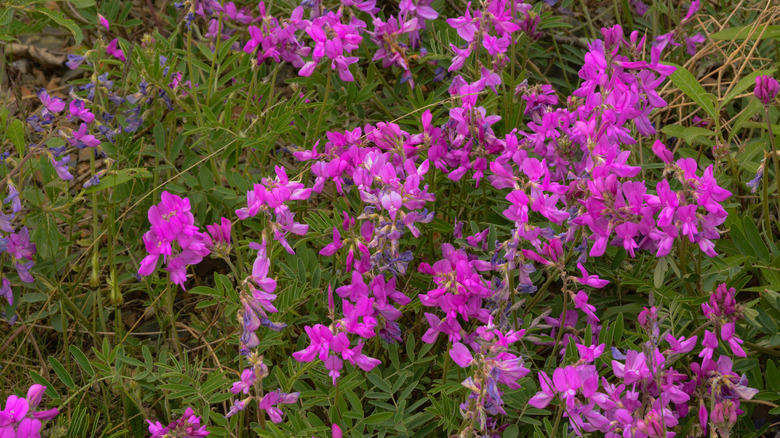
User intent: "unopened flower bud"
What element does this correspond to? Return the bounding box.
[755,75,779,106]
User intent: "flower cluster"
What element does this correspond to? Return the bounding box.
[450,320,530,436]
[0,384,59,437]
[446,0,521,71]
[700,283,746,358]
[227,352,299,423]
[235,165,311,254]
[528,284,757,437]
[138,191,211,288]
[654,1,705,56]
[147,407,209,437]
[238,236,285,353]
[0,185,37,312]
[293,283,388,384]
[291,115,439,384]
[755,74,779,106]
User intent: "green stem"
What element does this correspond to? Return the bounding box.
[206,11,224,101]
[186,26,205,126]
[164,278,183,357]
[312,68,332,149]
[762,153,772,236]
[441,341,451,384]
[765,106,780,235]
[578,0,597,40]
[550,403,564,438]
[333,378,341,421]
[89,154,105,332]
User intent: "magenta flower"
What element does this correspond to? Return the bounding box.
[685,32,705,56]
[552,366,581,408]
[204,217,232,255]
[230,369,255,395]
[575,343,605,363]
[665,334,697,354]
[682,0,700,22]
[138,191,210,289]
[106,38,126,62]
[528,371,555,409]
[573,290,599,324]
[720,322,746,357]
[67,99,95,124]
[0,384,58,437]
[37,89,65,116]
[320,227,343,256]
[222,2,253,24]
[449,342,473,367]
[97,14,109,30]
[573,263,609,288]
[258,390,299,423]
[147,407,209,437]
[612,350,650,385]
[69,123,101,148]
[698,330,718,361]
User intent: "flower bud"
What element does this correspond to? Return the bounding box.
[90,250,100,287]
[755,75,779,105]
[26,384,46,408]
[109,268,123,306]
[32,408,59,420]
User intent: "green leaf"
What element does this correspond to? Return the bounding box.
[681,127,716,144]
[70,346,95,378]
[767,361,780,392]
[0,7,15,27]
[80,168,151,195]
[189,286,220,297]
[666,64,717,121]
[48,357,76,389]
[654,257,668,289]
[710,25,780,41]
[32,9,83,45]
[721,68,777,107]
[729,98,763,141]
[153,122,166,151]
[7,119,25,156]
[29,372,61,402]
[364,412,394,425]
[503,424,519,438]
[31,215,60,260]
[21,292,48,303]
[65,0,97,8]
[661,124,685,139]
[117,355,146,368]
[742,216,770,263]
[159,383,198,398]
[662,125,715,145]
[367,373,392,393]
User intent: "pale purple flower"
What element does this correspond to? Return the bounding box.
[51,155,73,181]
[0,278,12,306]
